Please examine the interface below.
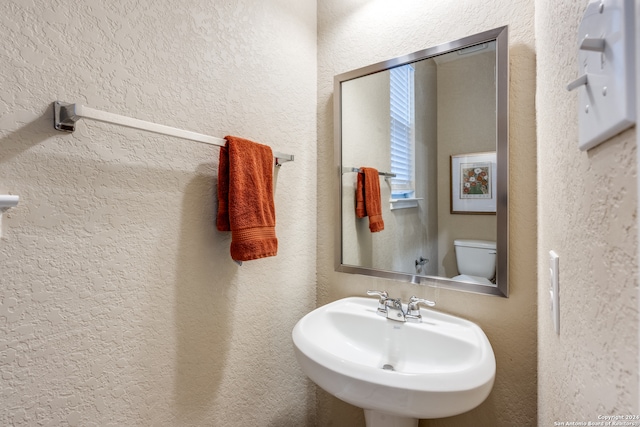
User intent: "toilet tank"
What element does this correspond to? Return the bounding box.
[454,239,497,279]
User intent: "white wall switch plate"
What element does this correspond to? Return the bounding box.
[549,251,560,334]
[568,0,636,151]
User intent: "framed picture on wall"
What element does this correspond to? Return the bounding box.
[450,152,497,215]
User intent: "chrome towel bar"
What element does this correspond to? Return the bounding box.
[342,167,396,178]
[53,101,294,165]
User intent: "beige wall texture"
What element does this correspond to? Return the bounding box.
[536,0,639,424]
[318,1,537,426]
[0,1,317,426]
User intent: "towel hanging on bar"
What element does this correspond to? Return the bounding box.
[217,136,278,262]
[355,167,385,233]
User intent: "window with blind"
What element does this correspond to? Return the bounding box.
[389,64,415,199]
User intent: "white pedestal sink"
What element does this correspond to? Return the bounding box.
[291,297,495,426]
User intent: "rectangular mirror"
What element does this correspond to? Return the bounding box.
[334,26,509,297]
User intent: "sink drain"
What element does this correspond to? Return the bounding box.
[382,364,395,371]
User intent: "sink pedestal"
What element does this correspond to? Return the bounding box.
[364,409,418,427]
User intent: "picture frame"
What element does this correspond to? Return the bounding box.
[450,151,497,214]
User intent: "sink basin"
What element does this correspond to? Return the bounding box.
[292,297,495,424]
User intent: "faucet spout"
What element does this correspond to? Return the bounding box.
[384,298,406,322]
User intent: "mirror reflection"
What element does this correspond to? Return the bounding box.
[336,27,508,296]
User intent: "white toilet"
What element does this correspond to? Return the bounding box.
[452,239,497,286]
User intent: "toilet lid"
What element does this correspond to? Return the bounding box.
[452,274,495,286]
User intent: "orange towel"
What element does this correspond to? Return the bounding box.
[355,167,384,233]
[216,136,278,261]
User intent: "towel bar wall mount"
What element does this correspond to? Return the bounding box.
[53,101,294,166]
[0,195,19,239]
[0,195,19,212]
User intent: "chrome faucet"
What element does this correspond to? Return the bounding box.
[366,290,435,323]
[366,290,389,316]
[405,296,436,322]
[384,298,406,321]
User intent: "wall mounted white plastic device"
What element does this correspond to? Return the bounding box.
[567,0,636,151]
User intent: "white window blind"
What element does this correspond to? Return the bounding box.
[389,64,415,198]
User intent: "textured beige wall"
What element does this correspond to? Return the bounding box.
[318,1,537,426]
[536,0,638,424]
[0,1,317,425]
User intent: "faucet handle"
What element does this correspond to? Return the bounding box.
[408,296,435,309]
[407,296,435,320]
[367,290,389,315]
[367,290,388,300]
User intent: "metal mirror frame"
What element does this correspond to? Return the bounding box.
[334,26,509,297]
